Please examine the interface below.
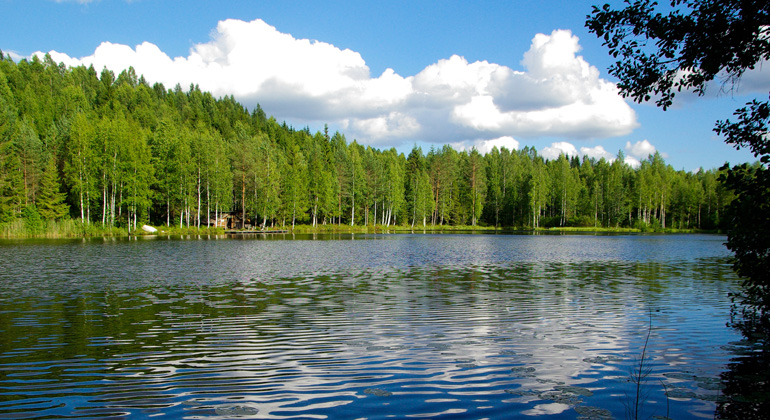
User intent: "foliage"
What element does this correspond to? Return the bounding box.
[586,0,769,110]
[36,158,69,220]
[0,51,741,239]
[21,204,43,234]
[721,163,770,316]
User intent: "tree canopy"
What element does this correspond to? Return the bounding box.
[0,51,737,237]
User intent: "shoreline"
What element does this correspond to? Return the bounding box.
[0,218,721,239]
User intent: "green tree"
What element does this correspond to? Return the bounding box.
[577,156,599,227]
[348,142,365,226]
[414,170,434,228]
[331,132,350,226]
[405,146,424,228]
[230,124,258,228]
[362,146,384,226]
[528,154,548,228]
[151,119,184,227]
[209,132,233,226]
[547,154,580,227]
[255,130,282,228]
[283,143,309,229]
[485,147,504,228]
[0,66,23,222]
[464,148,486,226]
[383,148,405,227]
[65,113,97,222]
[36,158,69,220]
[119,121,153,232]
[427,145,459,226]
[0,139,23,223]
[306,132,336,226]
[13,119,43,206]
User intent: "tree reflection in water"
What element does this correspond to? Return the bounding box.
[717,312,770,419]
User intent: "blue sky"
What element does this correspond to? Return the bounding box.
[2,0,765,171]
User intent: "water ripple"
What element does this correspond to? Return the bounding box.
[0,234,743,419]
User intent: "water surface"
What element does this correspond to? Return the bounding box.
[0,233,744,419]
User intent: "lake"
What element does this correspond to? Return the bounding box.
[0,233,752,419]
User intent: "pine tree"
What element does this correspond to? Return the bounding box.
[36,158,69,220]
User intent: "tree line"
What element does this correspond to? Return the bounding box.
[0,53,737,232]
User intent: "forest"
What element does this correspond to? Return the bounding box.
[0,52,738,235]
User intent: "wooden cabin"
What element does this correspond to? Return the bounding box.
[208,211,251,229]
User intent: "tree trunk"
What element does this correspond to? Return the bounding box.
[197,167,201,229]
[102,172,107,227]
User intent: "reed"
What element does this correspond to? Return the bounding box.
[0,219,128,238]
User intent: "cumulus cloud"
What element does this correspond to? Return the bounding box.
[624,155,642,168]
[449,136,521,155]
[580,145,615,161]
[36,19,638,148]
[541,142,579,160]
[538,140,657,168]
[625,140,656,159]
[343,112,420,146]
[446,30,638,139]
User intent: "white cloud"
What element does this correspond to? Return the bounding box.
[444,30,637,140]
[477,136,521,154]
[731,59,770,94]
[541,141,579,160]
[540,141,645,167]
[664,60,769,104]
[36,20,637,148]
[343,112,420,146]
[580,145,615,161]
[625,139,656,159]
[3,50,25,62]
[624,155,641,168]
[449,136,520,155]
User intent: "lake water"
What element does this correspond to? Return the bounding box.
[0,233,751,419]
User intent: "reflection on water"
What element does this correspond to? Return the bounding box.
[0,234,750,419]
[715,314,770,420]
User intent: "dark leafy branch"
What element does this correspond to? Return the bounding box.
[587,0,770,109]
[715,97,770,162]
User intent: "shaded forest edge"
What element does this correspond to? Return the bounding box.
[0,53,746,238]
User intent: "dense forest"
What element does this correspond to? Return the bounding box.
[0,53,738,234]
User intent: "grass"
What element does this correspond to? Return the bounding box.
[143,225,226,236]
[542,225,716,234]
[0,219,229,239]
[288,223,504,234]
[0,219,127,239]
[1,217,717,239]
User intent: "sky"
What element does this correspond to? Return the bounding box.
[1,0,766,171]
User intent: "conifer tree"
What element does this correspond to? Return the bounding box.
[36,158,69,220]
